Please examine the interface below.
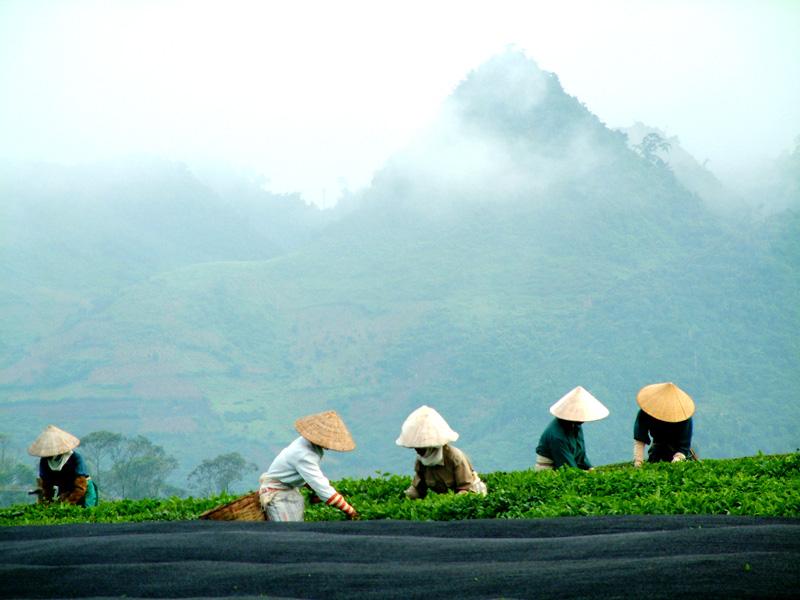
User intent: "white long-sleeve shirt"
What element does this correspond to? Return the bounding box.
[261,436,337,501]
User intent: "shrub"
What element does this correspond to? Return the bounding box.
[2,453,797,526]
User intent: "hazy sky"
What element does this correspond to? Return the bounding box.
[1,0,798,206]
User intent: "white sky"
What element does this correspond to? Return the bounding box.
[0,0,798,206]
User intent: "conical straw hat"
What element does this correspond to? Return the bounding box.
[294,410,355,452]
[549,386,610,422]
[27,425,80,457]
[395,405,459,448]
[637,382,695,422]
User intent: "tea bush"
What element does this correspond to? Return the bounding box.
[2,453,798,526]
[0,493,233,526]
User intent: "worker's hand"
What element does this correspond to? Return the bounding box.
[671,452,686,463]
[30,489,49,505]
[346,508,360,521]
[633,440,646,467]
[404,486,421,500]
[309,494,322,505]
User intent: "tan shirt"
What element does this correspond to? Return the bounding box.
[410,445,477,498]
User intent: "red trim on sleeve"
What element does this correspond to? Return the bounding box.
[325,492,355,515]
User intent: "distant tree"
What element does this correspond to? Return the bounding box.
[0,433,9,469]
[635,132,672,168]
[187,452,256,496]
[104,435,178,499]
[0,433,36,506]
[80,430,125,488]
[0,434,33,484]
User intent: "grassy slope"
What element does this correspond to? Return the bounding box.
[2,453,797,526]
[3,208,796,476]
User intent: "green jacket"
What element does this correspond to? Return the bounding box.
[536,418,592,470]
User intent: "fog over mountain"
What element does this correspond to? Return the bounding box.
[1,51,798,492]
[2,2,798,207]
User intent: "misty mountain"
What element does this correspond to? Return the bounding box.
[748,139,800,215]
[1,51,797,486]
[0,159,328,362]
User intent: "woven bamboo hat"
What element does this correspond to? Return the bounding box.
[637,382,695,422]
[395,405,459,448]
[27,425,80,457]
[549,386,610,422]
[294,410,355,452]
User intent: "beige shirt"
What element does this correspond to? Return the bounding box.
[410,444,477,498]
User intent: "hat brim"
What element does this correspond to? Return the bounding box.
[637,382,695,422]
[295,411,356,452]
[395,405,459,448]
[549,386,609,422]
[28,425,80,457]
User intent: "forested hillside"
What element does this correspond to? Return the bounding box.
[1,51,797,488]
[0,159,328,357]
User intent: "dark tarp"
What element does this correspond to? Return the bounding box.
[1,515,798,599]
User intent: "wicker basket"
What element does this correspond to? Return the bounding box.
[199,491,266,521]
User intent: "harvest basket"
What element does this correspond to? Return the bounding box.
[199,491,266,521]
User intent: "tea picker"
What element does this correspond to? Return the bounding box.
[534,386,610,471]
[633,382,696,466]
[396,405,488,499]
[258,410,359,521]
[28,425,98,507]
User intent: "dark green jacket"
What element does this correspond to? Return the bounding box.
[536,418,592,470]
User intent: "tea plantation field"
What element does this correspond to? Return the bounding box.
[2,453,797,526]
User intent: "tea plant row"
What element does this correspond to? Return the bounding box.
[2,453,797,526]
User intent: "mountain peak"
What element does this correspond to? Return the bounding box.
[368,50,633,213]
[454,49,552,108]
[448,49,604,148]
